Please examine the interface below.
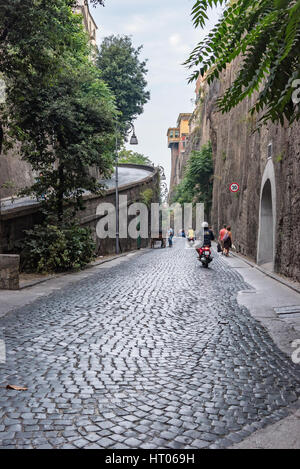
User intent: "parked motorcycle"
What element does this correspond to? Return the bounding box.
[196,245,213,268]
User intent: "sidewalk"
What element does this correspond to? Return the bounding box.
[219,248,300,357]
[218,249,300,449]
[0,249,147,320]
[18,252,135,289]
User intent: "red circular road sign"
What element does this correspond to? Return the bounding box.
[230,183,240,193]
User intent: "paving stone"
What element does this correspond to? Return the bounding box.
[0,240,299,449]
[96,437,114,447]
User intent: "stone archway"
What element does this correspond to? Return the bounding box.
[257,159,276,270]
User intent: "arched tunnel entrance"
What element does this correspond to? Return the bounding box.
[257,179,274,267]
[257,159,277,271]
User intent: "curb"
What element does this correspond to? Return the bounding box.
[226,249,300,295]
[18,248,149,290]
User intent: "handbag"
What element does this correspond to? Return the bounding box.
[217,242,222,252]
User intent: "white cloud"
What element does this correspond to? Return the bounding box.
[124,15,147,34]
[169,33,181,47]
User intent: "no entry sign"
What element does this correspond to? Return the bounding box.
[230,183,240,193]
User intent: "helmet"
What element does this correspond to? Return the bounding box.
[202,222,208,228]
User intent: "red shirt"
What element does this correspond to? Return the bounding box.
[220,228,227,241]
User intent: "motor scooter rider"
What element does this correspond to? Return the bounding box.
[187,227,195,242]
[202,222,215,247]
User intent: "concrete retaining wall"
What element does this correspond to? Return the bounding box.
[0,164,160,257]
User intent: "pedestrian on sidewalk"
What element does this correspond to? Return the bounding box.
[218,224,227,253]
[223,226,233,256]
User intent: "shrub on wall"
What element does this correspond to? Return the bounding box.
[20,223,95,273]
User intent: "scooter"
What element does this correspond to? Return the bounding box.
[196,245,213,268]
[188,237,195,247]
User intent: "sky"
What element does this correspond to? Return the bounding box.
[91,0,222,186]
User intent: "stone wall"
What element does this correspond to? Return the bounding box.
[0,146,36,199]
[0,164,160,257]
[0,147,102,199]
[210,61,300,281]
[0,254,20,290]
[79,164,160,256]
[171,59,300,281]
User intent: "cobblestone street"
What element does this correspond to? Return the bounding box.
[0,239,299,449]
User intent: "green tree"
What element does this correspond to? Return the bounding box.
[97,35,150,136]
[0,1,117,272]
[88,0,106,5]
[185,0,300,125]
[0,0,117,219]
[172,142,214,216]
[118,148,153,166]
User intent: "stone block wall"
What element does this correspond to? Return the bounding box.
[79,165,160,256]
[0,146,36,199]
[170,58,300,281]
[0,164,160,258]
[0,254,20,290]
[208,60,300,281]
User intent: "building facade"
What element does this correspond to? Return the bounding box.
[167,113,192,200]
[74,0,98,49]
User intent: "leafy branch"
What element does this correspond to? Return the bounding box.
[185,0,300,125]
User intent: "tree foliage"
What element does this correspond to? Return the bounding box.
[97,35,150,136]
[0,0,117,220]
[185,0,300,125]
[172,142,214,213]
[87,0,106,6]
[118,148,153,166]
[20,223,96,273]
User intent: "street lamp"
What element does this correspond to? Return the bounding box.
[115,123,139,255]
[129,128,138,146]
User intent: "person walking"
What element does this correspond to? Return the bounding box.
[168,227,174,247]
[218,224,227,253]
[223,226,233,256]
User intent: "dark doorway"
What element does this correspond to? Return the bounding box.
[258,179,274,268]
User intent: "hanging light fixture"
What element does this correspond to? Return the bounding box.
[130,129,138,145]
